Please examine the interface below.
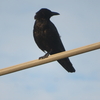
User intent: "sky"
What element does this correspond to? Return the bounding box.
[0,0,100,100]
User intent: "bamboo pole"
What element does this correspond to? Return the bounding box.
[0,42,100,76]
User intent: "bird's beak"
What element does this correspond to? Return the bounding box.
[51,12,60,16]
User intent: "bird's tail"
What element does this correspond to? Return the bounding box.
[57,57,75,72]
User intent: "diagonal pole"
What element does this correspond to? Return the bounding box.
[0,42,100,76]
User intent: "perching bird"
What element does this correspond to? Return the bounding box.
[33,8,75,72]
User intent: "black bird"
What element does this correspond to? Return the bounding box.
[33,8,75,72]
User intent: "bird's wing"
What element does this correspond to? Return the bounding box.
[46,21,66,54]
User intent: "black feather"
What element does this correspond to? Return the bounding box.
[33,8,75,72]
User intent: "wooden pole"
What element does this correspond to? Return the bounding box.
[0,42,100,76]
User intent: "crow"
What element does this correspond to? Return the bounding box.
[33,8,75,72]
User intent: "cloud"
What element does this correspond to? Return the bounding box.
[0,0,100,100]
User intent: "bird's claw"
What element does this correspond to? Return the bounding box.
[39,53,49,59]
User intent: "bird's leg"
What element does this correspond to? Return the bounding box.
[39,52,49,59]
[39,49,52,59]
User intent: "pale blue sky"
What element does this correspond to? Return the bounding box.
[0,0,100,100]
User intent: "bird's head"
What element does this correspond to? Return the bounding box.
[34,8,60,20]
